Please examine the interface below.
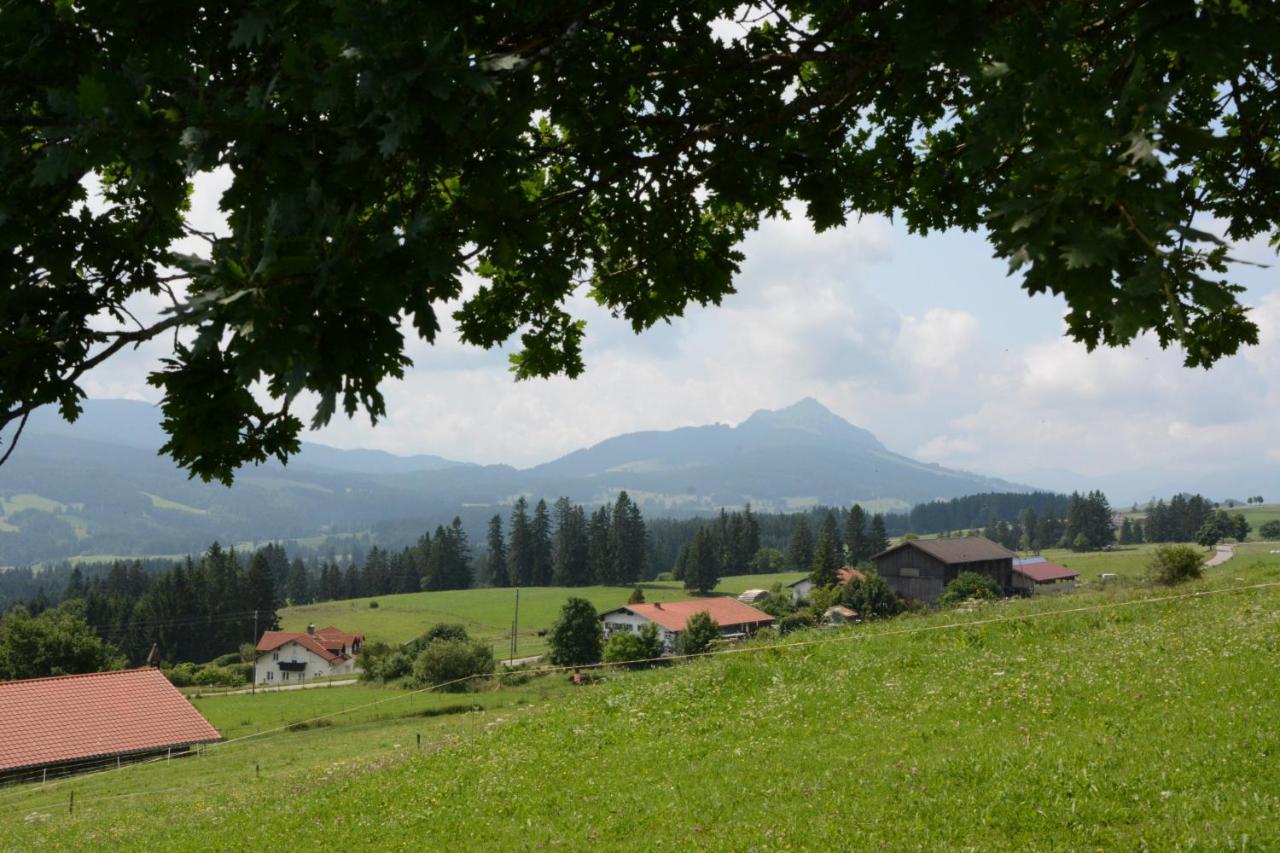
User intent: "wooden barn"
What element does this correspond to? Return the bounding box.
[870,537,1015,605]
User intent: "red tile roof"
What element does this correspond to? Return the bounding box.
[314,626,363,653]
[1013,561,1079,582]
[872,536,1016,564]
[255,631,342,663]
[606,598,774,633]
[837,568,866,584]
[0,668,221,772]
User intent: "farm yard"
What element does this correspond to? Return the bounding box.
[278,571,808,658]
[6,545,1279,848]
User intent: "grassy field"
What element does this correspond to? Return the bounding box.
[6,546,1279,847]
[280,571,807,658]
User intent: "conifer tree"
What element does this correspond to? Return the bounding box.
[509,497,533,586]
[531,499,554,586]
[486,515,509,587]
[786,515,814,571]
[684,527,720,594]
[846,505,868,565]
[811,512,841,588]
[868,513,889,556]
[286,557,311,605]
[588,505,614,584]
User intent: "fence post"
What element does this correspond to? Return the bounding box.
[69,791,74,815]
[417,733,421,750]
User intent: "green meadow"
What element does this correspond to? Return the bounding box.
[6,546,1278,848]
[279,571,807,658]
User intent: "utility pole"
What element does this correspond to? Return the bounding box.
[510,587,520,664]
[251,609,258,696]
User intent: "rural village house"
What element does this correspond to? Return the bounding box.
[871,537,1015,605]
[0,668,221,783]
[1012,556,1080,596]
[254,624,364,686]
[789,567,866,603]
[599,598,774,652]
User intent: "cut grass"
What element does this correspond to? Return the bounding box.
[142,493,208,515]
[8,553,1279,848]
[280,571,807,658]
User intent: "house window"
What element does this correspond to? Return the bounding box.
[266,671,273,681]
[283,671,290,681]
[272,652,278,661]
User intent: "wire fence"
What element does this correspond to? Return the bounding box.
[4,576,1279,824]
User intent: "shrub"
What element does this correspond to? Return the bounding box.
[421,623,470,645]
[1260,520,1280,540]
[238,642,257,663]
[162,662,200,687]
[603,622,663,666]
[210,652,241,668]
[1147,544,1205,586]
[411,639,495,691]
[675,611,719,656]
[777,611,816,635]
[193,664,245,687]
[938,571,1000,607]
[549,597,603,666]
[627,586,645,604]
[841,569,905,620]
[369,600,380,608]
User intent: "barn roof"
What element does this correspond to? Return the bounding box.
[0,668,221,773]
[871,536,1015,565]
[601,598,774,633]
[1013,561,1079,582]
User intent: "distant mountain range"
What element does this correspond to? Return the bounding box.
[0,397,1029,565]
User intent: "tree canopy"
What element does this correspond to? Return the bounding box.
[3,2,1276,480]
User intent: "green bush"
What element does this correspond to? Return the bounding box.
[777,611,816,635]
[192,664,246,687]
[162,661,200,687]
[411,639,495,691]
[675,611,720,656]
[369,600,380,608]
[1261,520,1280,540]
[1147,544,1205,586]
[357,641,414,682]
[549,597,603,666]
[938,571,1001,607]
[603,622,664,666]
[422,623,469,645]
[840,569,905,620]
[210,652,241,667]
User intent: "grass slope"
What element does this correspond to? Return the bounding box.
[8,549,1279,848]
[280,571,807,658]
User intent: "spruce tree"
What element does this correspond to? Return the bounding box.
[846,505,868,564]
[868,513,889,556]
[509,496,533,586]
[285,557,311,605]
[588,505,614,584]
[786,515,814,571]
[742,503,761,567]
[487,515,509,587]
[532,499,554,585]
[684,527,720,594]
[810,512,841,588]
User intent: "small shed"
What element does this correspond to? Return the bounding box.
[1012,558,1079,596]
[823,605,859,625]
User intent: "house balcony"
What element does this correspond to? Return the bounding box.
[277,661,306,672]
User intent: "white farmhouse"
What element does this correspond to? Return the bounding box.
[253,624,364,686]
[599,598,774,653]
[788,568,865,603]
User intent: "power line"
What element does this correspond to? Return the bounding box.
[4,577,1278,817]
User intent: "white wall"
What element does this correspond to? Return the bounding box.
[254,639,354,685]
[601,611,677,652]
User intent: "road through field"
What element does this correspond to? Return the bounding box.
[1207,544,1235,567]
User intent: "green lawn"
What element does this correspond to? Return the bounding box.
[280,571,807,658]
[8,550,1279,848]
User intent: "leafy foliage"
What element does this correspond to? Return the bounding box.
[675,611,720,656]
[602,622,663,667]
[840,570,905,621]
[1146,544,1205,586]
[938,572,1001,607]
[548,597,602,666]
[1260,520,1280,540]
[0,601,125,680]
[4,3,1272,479]
[411,638,496,692]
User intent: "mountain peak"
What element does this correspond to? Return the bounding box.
[737,398,887,453]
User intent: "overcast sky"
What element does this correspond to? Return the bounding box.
[75,169,1279,498]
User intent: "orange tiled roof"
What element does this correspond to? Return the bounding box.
[609,598,774,633]
[255,631,343,663]
[0,668,221,772]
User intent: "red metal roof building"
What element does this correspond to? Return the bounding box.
[0,668,221,781]
[600,597,773,651]
[1012,558,1079,595]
